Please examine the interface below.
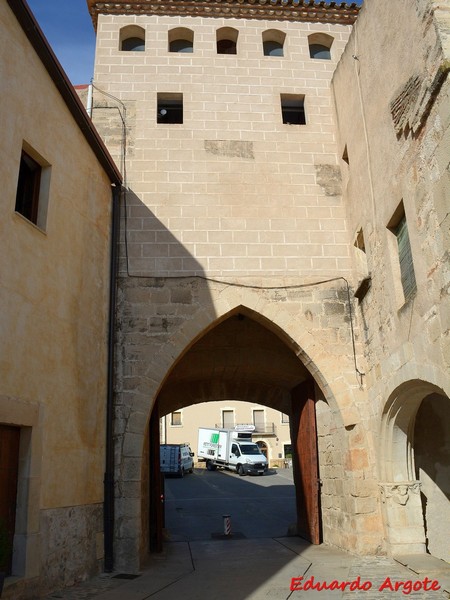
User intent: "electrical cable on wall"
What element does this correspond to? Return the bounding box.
[88,84,365,386]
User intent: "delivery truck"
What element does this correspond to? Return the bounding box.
[197,426,268,476]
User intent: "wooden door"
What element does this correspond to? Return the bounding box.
[290,380,321,544]
[0,425,20,574]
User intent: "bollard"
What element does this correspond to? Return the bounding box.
[223,514,231,536]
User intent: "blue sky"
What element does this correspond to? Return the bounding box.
[27,0,96,85]
[26,0,363,86]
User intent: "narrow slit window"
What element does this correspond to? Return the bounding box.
[387,203,417,305]
[395,215,417,301]
[281,94,306,125]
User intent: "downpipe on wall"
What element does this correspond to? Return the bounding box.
[104,184,121,572]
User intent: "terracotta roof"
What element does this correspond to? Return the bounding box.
[87,0,359,29]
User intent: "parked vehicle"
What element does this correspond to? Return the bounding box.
[160,443,194,477]
[197,427,268,476]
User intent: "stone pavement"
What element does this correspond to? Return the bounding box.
[45,538,450,600]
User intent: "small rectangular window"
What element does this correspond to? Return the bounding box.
[157,93,183,124]
[171,411,182,426]
[15,145,50,229]
[222,410,234,428]
[280,94,306,125]
[281,413,289,424]
[15,150,42,224]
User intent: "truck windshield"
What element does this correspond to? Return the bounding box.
[240,444,262,456]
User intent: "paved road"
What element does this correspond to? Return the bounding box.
[44,466,450,599]
[163,466,297,542]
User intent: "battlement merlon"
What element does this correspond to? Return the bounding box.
[86,0,360,30]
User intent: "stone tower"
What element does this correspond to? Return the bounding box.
[88,0,448,569]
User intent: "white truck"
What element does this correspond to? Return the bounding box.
[197,426,268,476]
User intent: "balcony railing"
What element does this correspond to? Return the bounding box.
[216,423,277,435]
[252,422,276,435]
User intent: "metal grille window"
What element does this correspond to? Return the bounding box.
[396,215,416,301]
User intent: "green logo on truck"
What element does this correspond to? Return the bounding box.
[210,433,219,444]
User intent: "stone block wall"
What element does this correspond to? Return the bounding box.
[92,14,354,280]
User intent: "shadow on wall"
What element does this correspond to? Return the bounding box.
[414,393,450,562]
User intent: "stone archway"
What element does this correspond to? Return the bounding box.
[380,379,450,558]
[114,279,378,571]
[146,308,359,556]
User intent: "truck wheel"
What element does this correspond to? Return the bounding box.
[237,464,245,476]
[206,461,216,471]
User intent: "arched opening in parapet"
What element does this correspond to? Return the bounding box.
[146,307,345,553]
[119,25,146,52]
[262,29,286,57]
[308,32,333,60]
[380,381,450,561]
[216,27,239,55]
[168,27,194,53]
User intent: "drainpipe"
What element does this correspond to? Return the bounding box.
[104,184,121,572]
[87,81,93,118]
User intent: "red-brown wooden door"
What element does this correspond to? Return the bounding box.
[0,425,20,574]
[290,380,321,544]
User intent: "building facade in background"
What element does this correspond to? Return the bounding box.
[161,402,292,468]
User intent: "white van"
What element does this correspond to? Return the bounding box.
[160,443,194,477]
